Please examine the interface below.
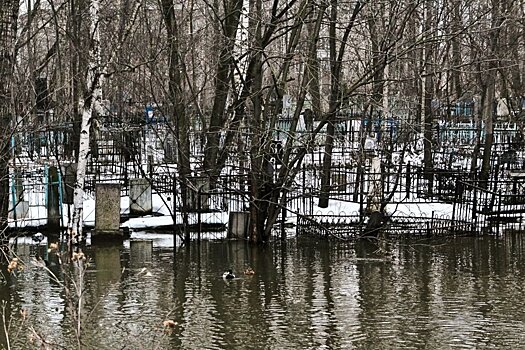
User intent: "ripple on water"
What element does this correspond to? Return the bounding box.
[6,237,525,349]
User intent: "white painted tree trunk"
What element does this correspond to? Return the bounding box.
[71,0,102,241]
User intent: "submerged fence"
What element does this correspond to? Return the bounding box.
[8,115,525,238]
[9,155,525,238]
[290,161,525,238]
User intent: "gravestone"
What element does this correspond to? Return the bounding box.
[94,183,122,240]
[130,178,152,216]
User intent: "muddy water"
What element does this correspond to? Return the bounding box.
[2,232,525,349]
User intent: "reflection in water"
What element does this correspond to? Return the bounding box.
[129,240,153,269]
[93,244,122,287]
[2,233,525,348]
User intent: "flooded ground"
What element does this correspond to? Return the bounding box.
[2,232,525,349]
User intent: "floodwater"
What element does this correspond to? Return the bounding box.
[2,232,525,349]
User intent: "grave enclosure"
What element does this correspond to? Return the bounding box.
[7,107,525,239]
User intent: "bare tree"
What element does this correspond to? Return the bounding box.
[202,0,243,186]
[160,0,193,242]
[0,1,20,239]
[479,0,505,184]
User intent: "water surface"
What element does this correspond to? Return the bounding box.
[2,232,525,349]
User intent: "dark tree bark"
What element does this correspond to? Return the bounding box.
[0,0,20,237]
[202,0,243,186]
[161,0,192,241]
[422,1,435,187]
[318,1,363,208]
[479,0,503,184]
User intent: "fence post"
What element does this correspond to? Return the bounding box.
[452,179,457,233]
[497,189,502,235]
[148,155,154,178]
[47,166,61,232]
[472,184,477,234]
[406,162,411,199]
[10,170,17,226]
[281,190,287,240]
[172,175,178,238]
[353,165,361,202]
[302,165,306,215]
[359,165,364,221]
[197,185,202,241]
[58,170,64,229]
[431,211,435,236]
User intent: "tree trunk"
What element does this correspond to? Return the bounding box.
[318,1,363,208]
[68,0,84,160]
[318,0,339,209]
[0,1,20,237]
[479,76,495,184]
[247,0,275,243]
[450,0,462,100]
[422,1,434,187]
[479,0,502,185]
[160,0,192,242]
[202,0,243,187]
[469,95,482,178]
[71,0,103,241]
[423,72,434,190]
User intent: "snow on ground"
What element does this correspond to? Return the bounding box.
[10,192,228,229]
[296,198,453,219]
[385,201,453,218]
[9,189,455,230]
[309,200,361,216]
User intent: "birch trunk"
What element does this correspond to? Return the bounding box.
[71,0,102,241]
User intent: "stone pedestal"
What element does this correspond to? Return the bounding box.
[227,212,250,239]
[130,178,152,216]
[94,183,122,240]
